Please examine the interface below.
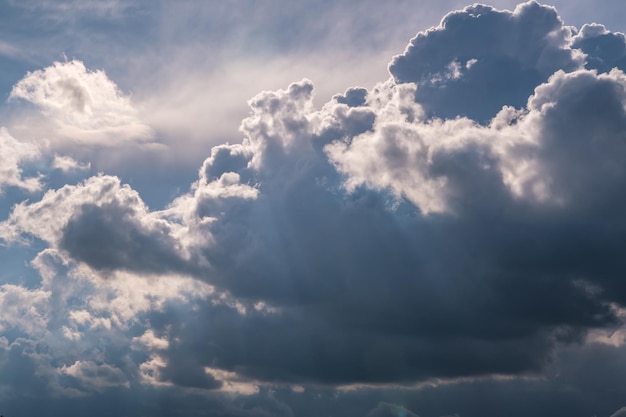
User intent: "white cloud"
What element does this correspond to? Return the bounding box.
[326,67,626,214]
[9,60,153,147]
[0,174,147,244]
[0,284,50,335]
[51,154,90,172]
[324,80,459,214]
[0,127,42,193]
[137,354,170,387]
[131,329,169,351]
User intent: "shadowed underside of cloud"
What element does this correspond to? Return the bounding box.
[2,1,626,416]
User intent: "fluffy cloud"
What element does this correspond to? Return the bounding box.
[573,23,626,73]
[9,60,153,147]
[4,2,626,417]
[0,174,197,275]
[327,67,626,214]
[0,246,220,402]
[5,19,626,390]
[0,127,42,192]
[388,1,583,121]
[0,284,50,335]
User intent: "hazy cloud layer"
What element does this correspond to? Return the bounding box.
[2,1,626,417]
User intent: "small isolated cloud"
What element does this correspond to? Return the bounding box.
[51,154,90,172]
[9,60,153,147]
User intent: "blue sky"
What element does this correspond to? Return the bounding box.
[1,1,626,416]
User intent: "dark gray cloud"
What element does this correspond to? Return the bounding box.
[59,201,191,274]
[169,67,626,387]
[388,1,582,121]
[573,24,626,73]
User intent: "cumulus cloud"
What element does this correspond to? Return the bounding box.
[4,2,626,417]
[9,60,153,147]
[0,174,197,275]
[573,23,626,73]
[388,1,584,121]
[327,67,626,214]
[0,244,220,401]
[6,31,626,391]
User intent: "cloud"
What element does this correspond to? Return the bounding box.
[4,2,626,417]
[60,360,130,392]
[0,127,42,193]
[388,1,583,121]
[0,246,220,401]
[0,284,50,335]
[134,69,626,386]
[159,54,626,386]
[9,60,153,147]
[573,23,626,73]
[0,174,199,276]
[327,67,626,214]
[366,403,420,417]
[51,153,90,172]
[6,59,626,391]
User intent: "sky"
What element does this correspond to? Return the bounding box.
[1,1,626,416]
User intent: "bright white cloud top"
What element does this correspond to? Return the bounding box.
[1,1,626,417]
[10,60,153,146]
